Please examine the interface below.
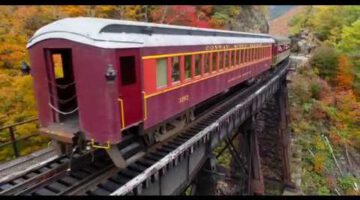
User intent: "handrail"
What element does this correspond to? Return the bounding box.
[0,118,40,159]
[0,118,38,131]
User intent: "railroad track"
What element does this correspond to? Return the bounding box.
[0,147,57,183]
[0,133,143,196]
[1,60,289,196]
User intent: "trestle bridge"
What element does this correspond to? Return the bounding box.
[0,59,296,195]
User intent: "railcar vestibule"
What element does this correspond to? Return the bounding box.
[46,49,78,123]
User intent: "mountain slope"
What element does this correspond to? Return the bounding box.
[269,6,305,36]
[269,5,295,20]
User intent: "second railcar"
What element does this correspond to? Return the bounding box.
[272,36,291,66]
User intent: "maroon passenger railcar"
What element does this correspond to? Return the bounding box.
[26,17,277,168]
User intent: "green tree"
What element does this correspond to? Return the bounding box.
[309,44,339,83]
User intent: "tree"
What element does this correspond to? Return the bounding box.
[335,54,354,91]
[309,44,339,84]
[210,6,241,30]
[338,19,360,55]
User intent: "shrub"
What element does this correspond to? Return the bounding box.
[310,83,322,100]
[337,175,359,194]
[309,45,339,84]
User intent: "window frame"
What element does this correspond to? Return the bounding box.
[184,54,192,81]
[218,51,224,71]
[170,56,181,85]
[204,53,210,75]
[232,50,236,68]
[224,50,229,69]
[156,57,168,89]
[52,53,64,79]
[246,48,249,63]
[212,52,218,73]
[194,53,202,78]
[236,50,240,66]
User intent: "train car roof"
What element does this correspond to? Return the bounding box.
[27,17,275,49]
[272,36,291,44]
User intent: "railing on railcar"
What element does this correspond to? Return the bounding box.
[0,118,49,163]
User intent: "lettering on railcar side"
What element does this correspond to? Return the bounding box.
[178,95,190,103]
[205,43,268,51]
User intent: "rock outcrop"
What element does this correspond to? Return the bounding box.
[225,6,270,34]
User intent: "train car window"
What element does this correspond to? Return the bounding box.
[240,49,244,64]
[204,53,210,74]
[244,49,248,63]
[250,48,253,62]
[245,49,247,63]
[255,48,258,60]
[264,47,266,57]
[253,48,256,61]
[212,52,218,72]
[171,56,180,83]
[219,52,223,70]
[224,51,230,68]
[236,50,240,65]
[252,48,255,61]
[245,49,248,63]
[156,58,168,87]
[52,54,64,79]
[242,49,245,63]
[259,47,262,58]
[253,48,255,61]
[265,47,268,57]
[195,54,201,76]
[232,50,236,67]
[184,55,192,79]
[255,48,257,61]
[120,56,136,85]
[263,47,266,58]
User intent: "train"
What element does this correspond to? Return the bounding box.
[25,17,290,168]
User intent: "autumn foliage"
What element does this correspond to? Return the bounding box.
[335,54,354,91]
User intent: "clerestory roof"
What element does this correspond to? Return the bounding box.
[27,17,275,49]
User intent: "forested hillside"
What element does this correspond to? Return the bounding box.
[288,6,360,195]
[0,5,269,161]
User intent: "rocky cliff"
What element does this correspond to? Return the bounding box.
[231,6,270,34]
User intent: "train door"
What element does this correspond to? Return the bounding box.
[116,49,143,129]
[45,49,78,123]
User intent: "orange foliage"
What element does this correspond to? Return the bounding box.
[335,54,354,91]
[314,152,326,174]
[329,131,342,146]
[334,90,360,123]
[310,102,327,120]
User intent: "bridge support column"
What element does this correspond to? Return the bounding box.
[193,155,218,195]
[248,116,265,195]
[277,80,295,189]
